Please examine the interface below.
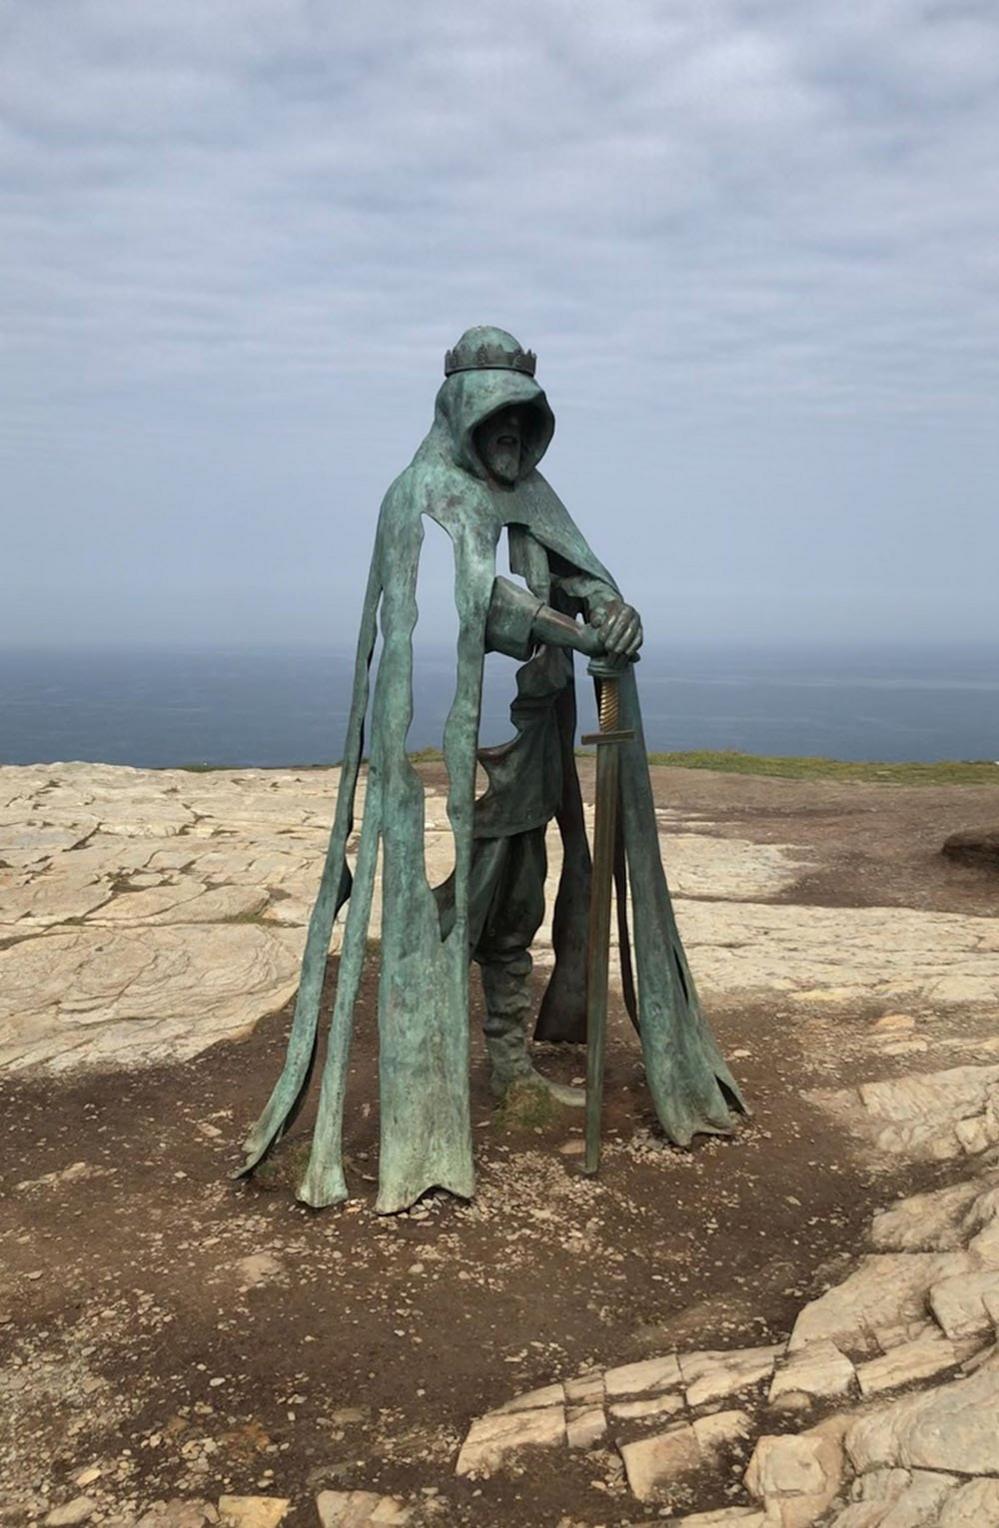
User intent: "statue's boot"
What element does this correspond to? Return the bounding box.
[481,950,584,1107]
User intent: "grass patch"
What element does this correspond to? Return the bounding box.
[494,1080,570,1131]
[167,749,998,786]
[252,1138,312,1190]
[640,751,999,786]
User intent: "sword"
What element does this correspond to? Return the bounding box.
[582,655,635,1175]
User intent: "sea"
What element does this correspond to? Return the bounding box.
[1,643,997,770]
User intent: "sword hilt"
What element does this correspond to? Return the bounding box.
[583,655,633,747]
[598,676,619,732]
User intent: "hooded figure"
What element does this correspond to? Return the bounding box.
[241,327,745,1213]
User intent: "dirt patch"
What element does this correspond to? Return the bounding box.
[1,966,948,1528]
[640,764,999,917]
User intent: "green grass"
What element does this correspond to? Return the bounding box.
[641,750,999,786]
[494,1080,569,1130]
[170,748,998,786]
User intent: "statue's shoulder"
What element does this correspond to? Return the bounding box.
[517,470,618,590]
[374,457,430,538]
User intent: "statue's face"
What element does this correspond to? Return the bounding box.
[476,406,525,485]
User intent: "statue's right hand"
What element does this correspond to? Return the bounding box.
[590,600,643,659]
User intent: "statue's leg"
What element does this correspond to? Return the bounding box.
[480,946,536,1097]
[476,827,584,1108]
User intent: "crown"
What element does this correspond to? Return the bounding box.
[444,339,537,378]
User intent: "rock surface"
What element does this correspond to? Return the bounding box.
[811,1065,999,1161]
[788,1251,973,1354]
[854,1329,967,1394]
[217,1499,290,1528]
[680,1344,784,1407]
[846,1361,999,1475]
[314,1490,410,1525]
[454,1400,566,1476]
[769,1340,855,1404]
[3,762,999,1074]
[620,1424,701,1500]
[743,1418,846,1528]
[44,1499,97,1527]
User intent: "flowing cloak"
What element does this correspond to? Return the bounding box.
[241,364,746,1212]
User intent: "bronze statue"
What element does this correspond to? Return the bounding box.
[241,326,745,1211]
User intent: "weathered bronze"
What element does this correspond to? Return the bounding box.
[582,656,634,1175]
[240,325,746,1212]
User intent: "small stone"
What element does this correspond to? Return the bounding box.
[566,1404,606,1450]
[455,1403,565,1476]
[691,1410,751,1453]
[46,1500,97,1527]
[74,1468,101,1489]
[559,1139,585,1155]
[16,1161,96,1192]
[564,1371,604,1406]
[881,1039,929,1057]
[136,1502,217,1528]
[609,1392,684,1422]
[680,1345,783,1407]
[929,1269,999,1340]
[494,1382,565,1414]
[329,1407,367,1426]
[315,1491,410,1526]
[620,1423,700,1500]
[234,1253,283,1288]
[871,1013,916,1033]
[604,1353,681,1398]
[856,1331,964,1395]
[744,1418,846,1528]
[217,1496,290,1528]
[769,1340,855,1404]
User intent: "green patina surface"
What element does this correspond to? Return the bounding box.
[240,326,746,1214]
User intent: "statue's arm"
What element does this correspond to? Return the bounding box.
[485,576,604,661]
[551,570,617,622]
[545,559,643,659]
[552,572,643,660]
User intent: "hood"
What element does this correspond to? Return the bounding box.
[432,367,555,482]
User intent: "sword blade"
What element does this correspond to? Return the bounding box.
[584,707,622,1176]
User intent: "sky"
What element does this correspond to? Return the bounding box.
[2,0,998,649]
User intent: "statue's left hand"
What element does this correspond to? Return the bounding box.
[591,600,643,659]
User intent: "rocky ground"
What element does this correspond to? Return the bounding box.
[2,761,998,1527]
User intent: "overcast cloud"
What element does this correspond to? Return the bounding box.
[2,0,997,647]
